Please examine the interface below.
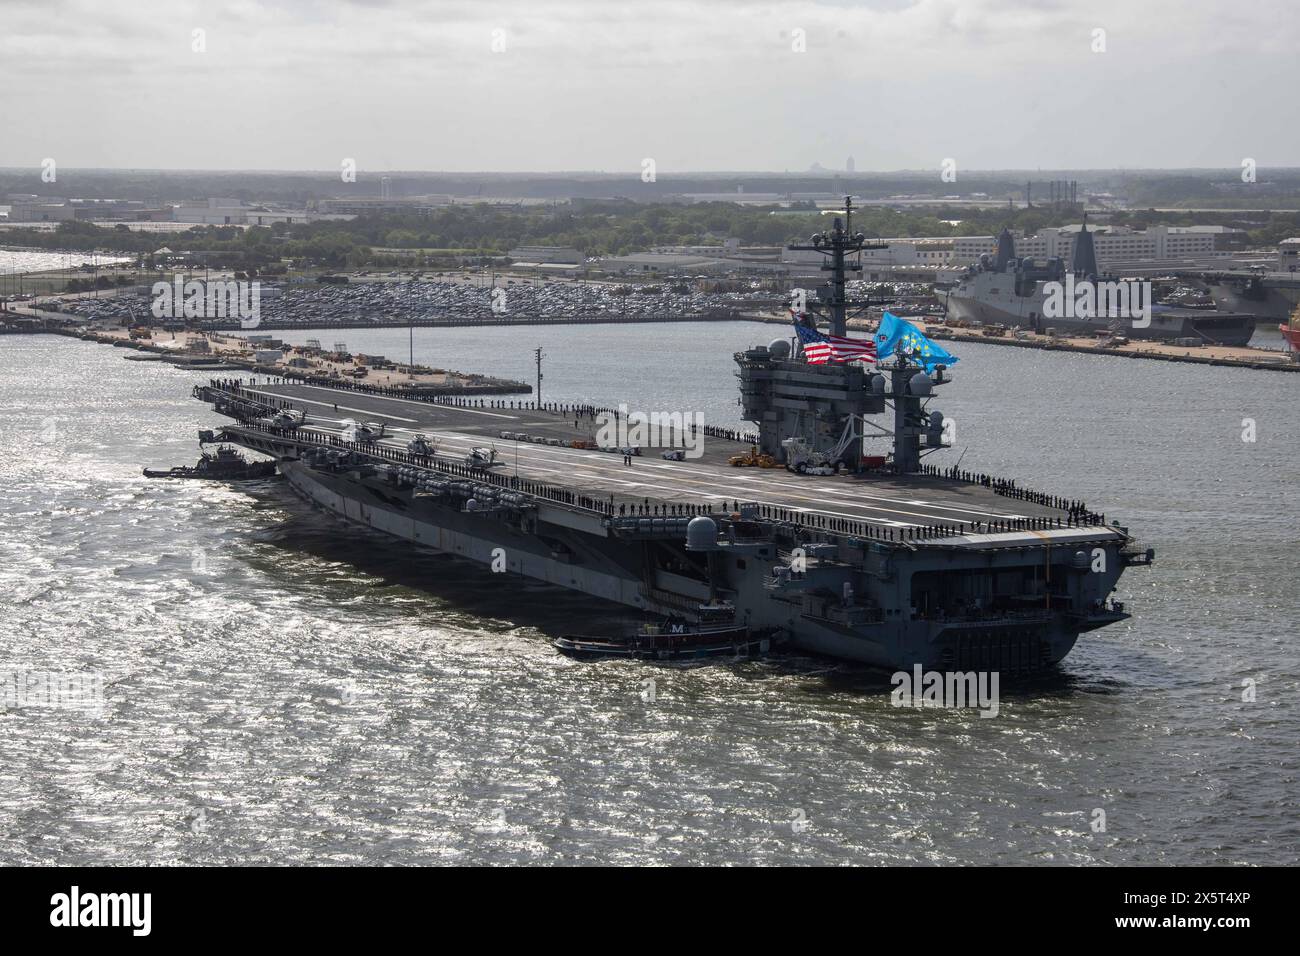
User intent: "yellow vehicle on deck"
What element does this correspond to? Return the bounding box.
[728,446,778,468]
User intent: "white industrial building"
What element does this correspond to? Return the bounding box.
[783,237,956,270]
[1276,238,1300,271]
[507,245,583,265]
[315,196,452,216]
[600,252,731,274]
[951,224,1238,269]
[173,199,354,227]
[600,223,1249,280]
[174,198,251,225]
[7,201,76,222]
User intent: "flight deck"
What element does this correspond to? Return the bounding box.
[231,379,1074,533]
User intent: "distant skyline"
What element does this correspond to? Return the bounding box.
[3,0,1296,174]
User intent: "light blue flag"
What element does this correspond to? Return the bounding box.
[874,311,959,372]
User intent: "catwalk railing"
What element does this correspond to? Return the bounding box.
[917,461,1105,526]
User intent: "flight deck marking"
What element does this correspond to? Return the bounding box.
[384,432,960,526]
[388,436,738,503]
[632,457,1031,520]
[440,439,1029,523]
[262,383,518,419]
[240,389,420,423]
[354,429,915,526]
[311,423,1025,528]
[358,430,858,514]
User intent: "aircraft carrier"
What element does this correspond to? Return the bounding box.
[190,201,1154,671]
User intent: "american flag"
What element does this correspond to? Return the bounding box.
[793,319,877,364]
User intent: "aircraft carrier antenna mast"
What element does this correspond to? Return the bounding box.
[534,347,544,408]
[785,195,885,336]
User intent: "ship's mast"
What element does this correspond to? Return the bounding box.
[786,196,885,336]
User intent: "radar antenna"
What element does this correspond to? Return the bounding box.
[785,196,887,337]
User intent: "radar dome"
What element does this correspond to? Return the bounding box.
[685,516,718,551]
[909,372,933,396]
[767,339,791,359]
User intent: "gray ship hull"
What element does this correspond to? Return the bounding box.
[1205,273,1300,323]
[281,458,1103,670]
[942,277,1256,346]
[282,458,649,607]
[944,292,1256,345]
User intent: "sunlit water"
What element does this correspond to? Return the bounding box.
[0,250,132,275]
[0,326,1296,865]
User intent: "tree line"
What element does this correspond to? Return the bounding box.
[7,202,1300,270]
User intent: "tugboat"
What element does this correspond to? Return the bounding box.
[144,445,277,480]
[554,608,779,661]
[1280,304,1300,354]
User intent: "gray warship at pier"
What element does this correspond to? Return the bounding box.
[1200,269,1300,323]
[191,199,1153,670]
[943,221,1257,346]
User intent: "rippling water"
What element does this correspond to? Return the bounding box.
[1,327,1296,865]
[0,249,132,275]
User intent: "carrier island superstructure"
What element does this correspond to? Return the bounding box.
[191,200,1153,670]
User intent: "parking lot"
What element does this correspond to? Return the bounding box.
[52,275,793,327]
[48,274,946,328]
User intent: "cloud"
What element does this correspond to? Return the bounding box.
[1,0,1296,170]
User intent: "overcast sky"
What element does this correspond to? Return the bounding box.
[2,0,1295,173]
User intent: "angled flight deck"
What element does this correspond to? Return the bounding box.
[236,380,1062,530]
